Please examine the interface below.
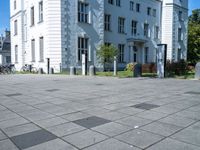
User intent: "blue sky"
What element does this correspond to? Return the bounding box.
[0,0,199,34]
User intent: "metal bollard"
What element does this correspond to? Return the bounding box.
[89,65,95,76]
[70,66,76,75]
[50,68,54,74]
[38,68,43,74]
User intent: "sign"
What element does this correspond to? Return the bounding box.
[157,44,167,78]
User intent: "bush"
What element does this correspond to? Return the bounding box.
[166,59,190,76]
[142,63,156,73]
[125,63,137,71]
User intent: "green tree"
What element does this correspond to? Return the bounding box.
[188,9,200,65]
[97,44,118,71]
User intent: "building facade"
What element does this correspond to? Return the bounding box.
[10,0,188,72]
[0,31,11,65]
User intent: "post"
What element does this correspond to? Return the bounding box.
[195,62,200,80]
[113,56,117,76]
[70,66,76,75]
[82,54,86,75]
[47,58,50,74]
[157,44,167,78]
[89,65,95,76]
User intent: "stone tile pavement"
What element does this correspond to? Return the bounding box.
[0,75,200,150]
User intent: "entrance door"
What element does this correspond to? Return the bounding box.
[133,46,137,63]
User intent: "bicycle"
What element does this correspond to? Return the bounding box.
[0,64,16,74]
[20,64,38,74]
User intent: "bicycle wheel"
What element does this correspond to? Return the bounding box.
[20,66,27,72]
[31,67,38,73]
[11,66,16,74]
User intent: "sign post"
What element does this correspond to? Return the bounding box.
[82,54,86,75]
[157,44,167,78]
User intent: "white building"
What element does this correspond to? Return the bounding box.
[10,0,188,72]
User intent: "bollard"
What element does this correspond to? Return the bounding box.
[113,56,117,76]
[70,66,76,75]
[195,62,200,80]
[89,65,95,76]
[38,68,43,74]
[50,68,54,74]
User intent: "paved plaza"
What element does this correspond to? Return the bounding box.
[0,75,200,150]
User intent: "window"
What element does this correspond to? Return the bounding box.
[14,0,16,10]
[30,7,35,26]
[131,20,137,36]
[144,47,149,63]
[78,2,89,23]
[39,37,44,62]
[14,20,18,35]
[6,56,11,63]
[31,39,35,62]
[116,0,121,6]
[108,0,114,4]
[130,1,134,11]
[178,28,182,41]
[39,1,43,22]
[179,11,182,21]
[147,7,151,16]
[118,17,125,33]
[154,26,159,39]
[78,37,88,61]
[118,44,125,63]
[104,14,111,31]
[144,23,149,37]
[15,45,18,63]
[136,3,140,12]
[153,9,156,17]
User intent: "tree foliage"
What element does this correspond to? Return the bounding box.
[97,44,118,70]
[188,9,200,65]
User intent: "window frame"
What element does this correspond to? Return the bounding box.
[39,1,44,23]
[78,37,89,61]
[118,17,125,34]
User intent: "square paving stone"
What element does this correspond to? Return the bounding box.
[95,111,129,121]
[171,122,200,147]
[10,129,57,149]
[3,123,41,137]
[115,129,164,149]
[5,93,22,97]
[115,116,153,128]
[46,122,86,137]
[0,117,29,129]
[159,115,196,127]
[83,138,140,150]
[63,129,108,149]
[34,117,68,128]
[61,112,92,121]
[141,121,183,137]
[24,139,78,150]
[146,138,200,150]
[131,103,160,110]
[135,110,168,121]
[92,122,132,137]
[0,139,19,150]
[73,116,111,129]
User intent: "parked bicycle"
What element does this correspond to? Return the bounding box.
[0,64,16,74]
[20,64,38,73]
